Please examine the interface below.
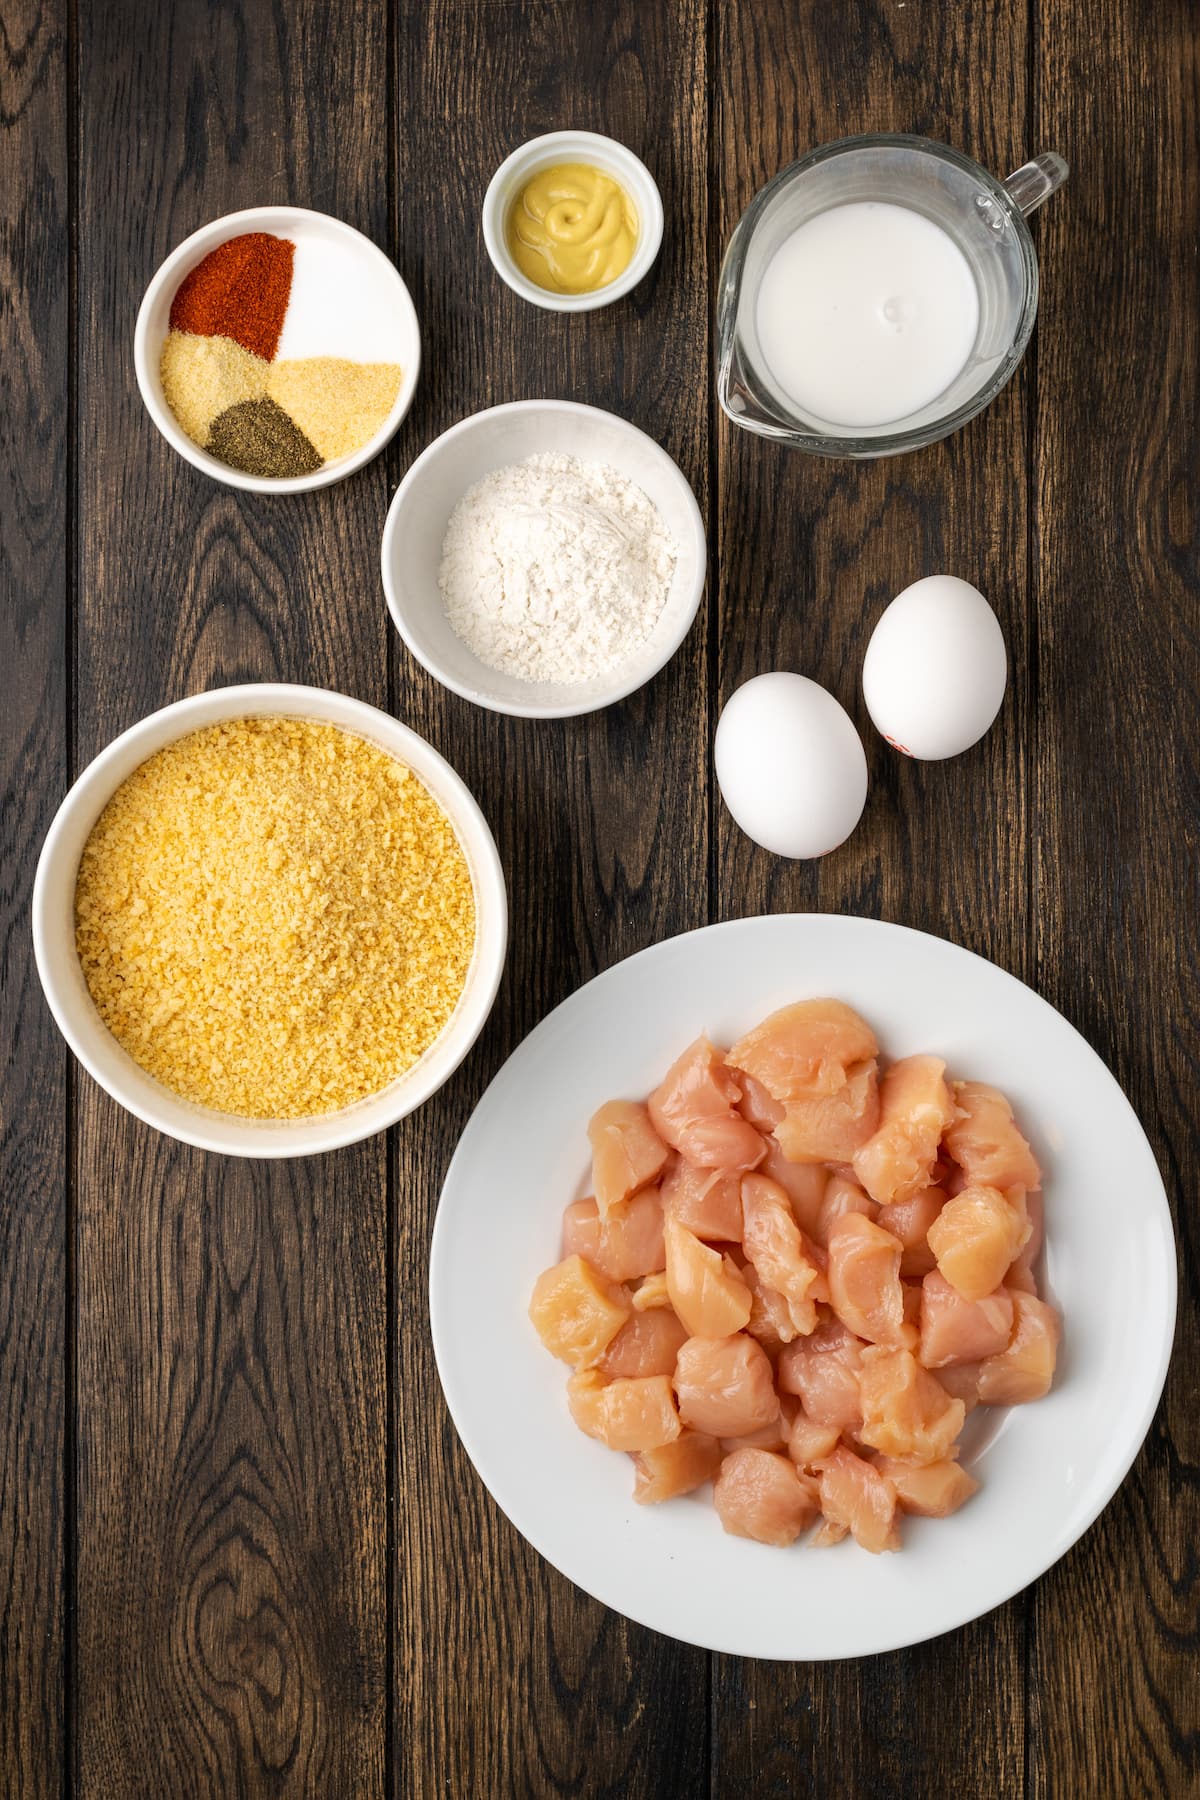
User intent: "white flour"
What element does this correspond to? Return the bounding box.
[438,452,678,684]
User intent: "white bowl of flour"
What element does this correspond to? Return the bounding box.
[381,400,707,717]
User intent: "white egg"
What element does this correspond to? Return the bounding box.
[862,574,1008,760]
[715,673,868,859]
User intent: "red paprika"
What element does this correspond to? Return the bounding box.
[169,231,294,362]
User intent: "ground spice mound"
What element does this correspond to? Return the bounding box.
[266,358,402,462]
[159,331,269,444]
[74,717,476,1119]
[170,232,295,362]
[207,395,323,478]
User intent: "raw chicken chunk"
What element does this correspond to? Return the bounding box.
[562,1188,666,1283]
[815,1171,879,1248]
[944,1081,1042,1192]
[777,1315,864,1432]
[599,1306,689,1379]
[977,1291,1060,1404]
[918,1270,1015,1368]
[853,1054,955,1207]
[633,1431,723,1504]
[741,1173,825,1337]
[529,1255,632,1368]
[787,1407,841,1469]
[660,1158,744,1242]
[673,1333,779,1438]
[825,1212,915,1348]
[648,1037,766,1170]
[728,999,879,1101]
[857,1345,966,1464]
[588,1100,669,1220]
[567,1370,681,1451]
[873,1456,980,1517]
[927,1184,1032,1302]
[714,1448,820,1547]
[876,1186,946,1278]
[664,1217,753,1337]
[814,1445,901,1553]
[773,1061,881,1164]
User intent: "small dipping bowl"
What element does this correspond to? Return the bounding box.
[135,206,422,494]
[381,399,707,719]
[482,131,664,312]
[32,685,507,1157]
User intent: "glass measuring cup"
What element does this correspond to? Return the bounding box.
[716,134,1068,457]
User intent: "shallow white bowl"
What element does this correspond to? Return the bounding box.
[482,130,664,312]
[32,684,507,1158]
[381,399,706,718]
[430,914,1177,1659]
[134,206,421,494]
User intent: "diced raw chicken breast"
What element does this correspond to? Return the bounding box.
[660,1158,744,1243]
[759,1141,828,1235]
[977,1291,1060,1404]
[727,999,879,1101]
[934,1361,984,1412]
[588,1100,669,1220]
[632,1430,723,1504]
[944,1081,1042,1192]
[927,1184,1032,1302]
[648,1037,767,1171]
[873,1456,980,1517]
[599,1306,689,1379]
[664,1217,753,1337]
[773,1061,881,1164]
[631,1272,672,1312]
[814,1445,900,1553]
[562,1188,666,1283]
[811,1519,850,1547]
[743,1259,800,1354]
[876,1186,946,1278]
[825,1212,915,1348]
[918,1270,1015,1368]
[787,1407,841,1469]
[852,1054,955,1207]
[566,1370,681,1451]
[856,1346,966,1464]
[529,1254,632,1367]
[741,1173,825,1336]
[814,1172,879,1248]
[673,1333,780,1438]
[1006,1190,1044,1295]
[714,1448,820,1547]
[777,1315,864,1432]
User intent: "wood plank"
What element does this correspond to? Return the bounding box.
[390,1,712,1792]
[72,0,392,1791]
[1027,1,1200,1792]
[711,2,1031,1791]
[0,1,69,1791]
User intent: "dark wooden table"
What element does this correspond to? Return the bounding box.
[3,0,1197,1793]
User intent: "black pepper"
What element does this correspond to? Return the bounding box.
[207,395,323,479]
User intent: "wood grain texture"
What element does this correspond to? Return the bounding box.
[71,0,391,1792]
[710,2,1032,1794]
[1027,2,1200,1794]
[389,2,711,1792]
[0,1,68,1793]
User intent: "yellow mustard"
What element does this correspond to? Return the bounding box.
[507,163,638,295]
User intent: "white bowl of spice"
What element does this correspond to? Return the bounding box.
[134,206,421,493]
[381,400,707,718]
[32,685,507,1157]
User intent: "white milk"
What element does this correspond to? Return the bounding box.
[754,201,980,429]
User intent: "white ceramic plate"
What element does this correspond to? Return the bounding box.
[430,914,1177,1660]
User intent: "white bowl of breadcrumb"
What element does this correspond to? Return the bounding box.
[32,684,507,1157]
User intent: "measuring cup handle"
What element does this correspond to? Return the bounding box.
[1003,152,1070,217]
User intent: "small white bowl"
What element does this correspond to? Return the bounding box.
[134,206,421,494]
[380,399,707,718]
[32,685,507,1158]
[482,131,664,312]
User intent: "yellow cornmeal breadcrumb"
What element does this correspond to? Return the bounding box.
[160,330,269,446]
[265,357,402,462]
[74,717,475,1119]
